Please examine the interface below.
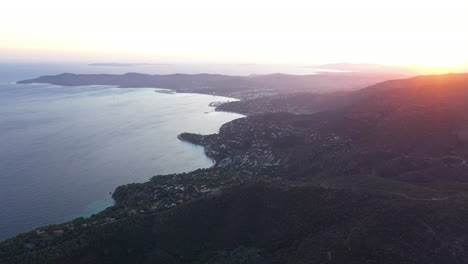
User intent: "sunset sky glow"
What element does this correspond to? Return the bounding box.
[1,0,468,68]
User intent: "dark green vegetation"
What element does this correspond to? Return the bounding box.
[5,183,468,264]
[3,73,468,263]
[18,72,404,99]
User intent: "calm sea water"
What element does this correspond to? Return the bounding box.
[0,64,247,240]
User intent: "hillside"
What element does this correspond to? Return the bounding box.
[217,73,468,117]
[6,182,468,264]
[3,73,468,263]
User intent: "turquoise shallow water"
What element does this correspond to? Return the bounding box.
[0,82,243,240]
[64,200,114,221]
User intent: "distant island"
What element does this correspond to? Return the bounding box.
[88,63,167,67]
[4,73,468,263]
[308,63,409,73]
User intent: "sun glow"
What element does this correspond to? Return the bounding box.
[1,0,468,69]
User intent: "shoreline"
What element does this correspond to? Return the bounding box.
[0,85,244,242]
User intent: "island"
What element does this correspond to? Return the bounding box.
[88,63,167,67]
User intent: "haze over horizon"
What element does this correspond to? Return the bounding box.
[1,0,468,73]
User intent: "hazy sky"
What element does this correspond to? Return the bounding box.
[1,0,468,66]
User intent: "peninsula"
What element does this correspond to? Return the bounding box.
[17,72,405,100]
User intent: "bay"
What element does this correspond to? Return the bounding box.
[0,82,243,240]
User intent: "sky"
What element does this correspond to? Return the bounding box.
[1,0,468,68]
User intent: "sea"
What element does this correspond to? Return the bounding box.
[0,63,319,241]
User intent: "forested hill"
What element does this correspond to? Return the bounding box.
[217,72,468,116]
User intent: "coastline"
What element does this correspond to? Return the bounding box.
[70,97,245,225]
[0,84,244,242]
